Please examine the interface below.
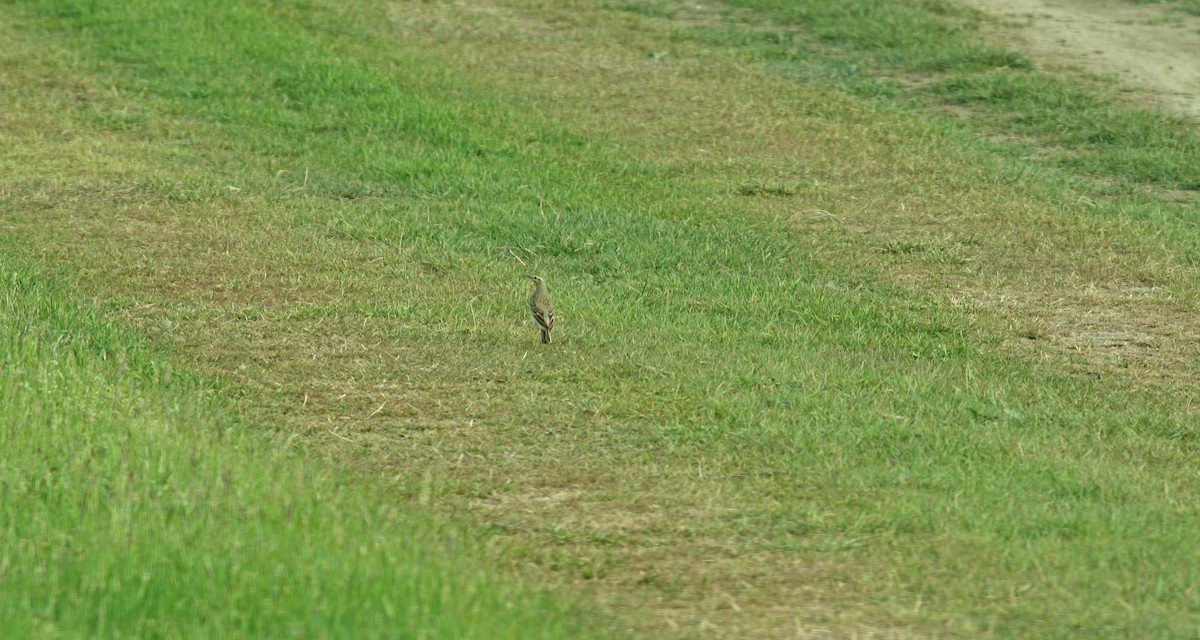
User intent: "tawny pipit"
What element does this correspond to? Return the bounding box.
[526,275,554,344]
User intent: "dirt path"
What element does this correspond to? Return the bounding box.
[962,0,1200,119]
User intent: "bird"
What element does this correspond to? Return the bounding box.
[526,274,554,344]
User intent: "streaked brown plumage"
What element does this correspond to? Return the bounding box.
[526,274,554,344]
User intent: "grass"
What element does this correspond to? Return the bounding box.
[672,0,1200,189]
[2,0,1200,638]
[1134,0,1200,17]
[0,256,602,638]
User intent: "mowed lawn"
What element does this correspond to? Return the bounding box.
[2,0,1199,638]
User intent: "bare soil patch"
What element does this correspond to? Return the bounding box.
[963,0,1200,118]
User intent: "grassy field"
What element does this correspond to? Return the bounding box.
[0,254,602,638]
[3,0,1199,637]
[1139,0,1200,17]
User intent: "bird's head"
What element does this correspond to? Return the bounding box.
[525,275,545,285]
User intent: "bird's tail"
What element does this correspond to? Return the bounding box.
[540,329,552,344]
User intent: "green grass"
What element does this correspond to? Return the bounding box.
[670,0,1200,189]
[0,5,612,637]
[1134,0,1200,17]
[3,0,1200,638]
[0,263,605,638]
